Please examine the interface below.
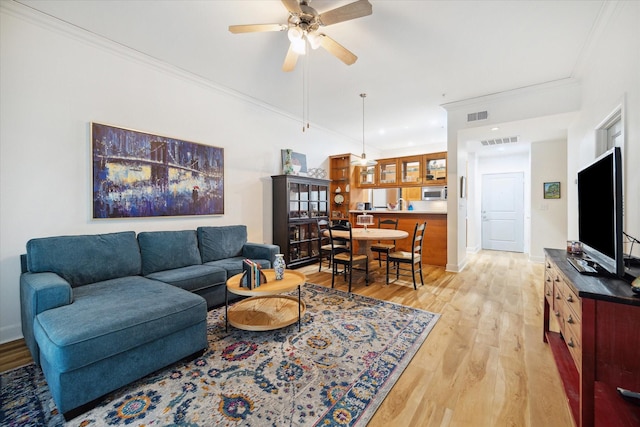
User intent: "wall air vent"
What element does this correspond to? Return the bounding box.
[467,111,488,122]
[480,136,519,146]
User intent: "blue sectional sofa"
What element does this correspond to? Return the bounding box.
[19,225,279,419]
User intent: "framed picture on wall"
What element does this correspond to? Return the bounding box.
[281,150,307,175]
[543,182,561,199]
[92,122,224,218]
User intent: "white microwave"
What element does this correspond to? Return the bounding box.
[422,186,447,201]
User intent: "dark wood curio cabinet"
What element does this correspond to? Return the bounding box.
[272,175,330,268]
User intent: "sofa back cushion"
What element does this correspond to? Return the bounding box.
[197,225,247,262]
[26,231,141,287]
[138,230,202,275]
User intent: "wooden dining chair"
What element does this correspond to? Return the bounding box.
[317,218,347,272]
[386,221,426,290]
[328,223,368,292]
[317,219,331,272]
[370,218,399,267]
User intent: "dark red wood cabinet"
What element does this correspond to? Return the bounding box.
[543,248,640,427]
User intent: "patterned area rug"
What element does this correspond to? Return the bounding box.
[1,283,439,426]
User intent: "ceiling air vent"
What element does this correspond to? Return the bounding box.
[480,136,519,146]
[467,111,488,122]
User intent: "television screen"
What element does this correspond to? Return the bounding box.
[577,147,624,277]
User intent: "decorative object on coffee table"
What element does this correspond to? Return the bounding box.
[273,253,286,279]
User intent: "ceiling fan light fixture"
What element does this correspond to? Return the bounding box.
[307,32,322,49]
[287,26,303,42]
[291,38,306,54]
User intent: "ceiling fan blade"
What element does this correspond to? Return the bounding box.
[318,0,372,26]
[319,35,357,65]
[282,44,299,72]
[281,0,302,14]
[229,24,287,34]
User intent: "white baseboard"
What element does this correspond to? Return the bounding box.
[0,323,23,345]
[529,255,545,264]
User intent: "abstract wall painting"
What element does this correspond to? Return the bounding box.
[92,123,224,218]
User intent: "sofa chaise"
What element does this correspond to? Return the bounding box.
[19,225,279,418]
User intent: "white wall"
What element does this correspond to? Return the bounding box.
[0,5,361,343]
[567,1,640,257]
[530,139,568,262]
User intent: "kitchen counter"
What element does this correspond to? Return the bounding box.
[350,209,447,215]
[348,210,447,267]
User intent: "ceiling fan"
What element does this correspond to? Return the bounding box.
[229,0,372,72]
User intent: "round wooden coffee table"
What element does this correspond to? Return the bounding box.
[225,269,306,331]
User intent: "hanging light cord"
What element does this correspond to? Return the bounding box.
[361,93,366,152]
[302,42,310,132]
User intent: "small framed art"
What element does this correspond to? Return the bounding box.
[543,182,561,199]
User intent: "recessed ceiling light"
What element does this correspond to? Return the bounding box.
[491,127,500,131]
[378,129,385,135]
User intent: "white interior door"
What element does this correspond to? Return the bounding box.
[481,172,524,252]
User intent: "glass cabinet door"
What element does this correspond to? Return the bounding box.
[358,165,376,187]
[289,183,300,218]
[289,182,311,218]
[287,222,317,263]
[318,186,328,217]
[424,153,447,185]
[307,184,329,217]
[401,156,422,184]
[378,159,398,185]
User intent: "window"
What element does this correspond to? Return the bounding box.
[596,106,623,156]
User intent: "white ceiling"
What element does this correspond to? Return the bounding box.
[16,0,605,153]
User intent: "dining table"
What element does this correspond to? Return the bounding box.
[323,227,409,282]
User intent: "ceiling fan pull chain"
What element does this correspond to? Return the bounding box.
[302,60,306,132]
[305,45,310,130]
[302,41,310,132]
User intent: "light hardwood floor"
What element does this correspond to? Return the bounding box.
[0,250,573,426]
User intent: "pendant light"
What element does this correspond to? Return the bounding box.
[352,93,377,166]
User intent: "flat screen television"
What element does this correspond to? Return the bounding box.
[577,147,624,277]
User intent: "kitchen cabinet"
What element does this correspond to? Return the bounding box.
[272,175,330,268]
[377,158,398,186]
[400,155,423,184]
[353,152,448,188]
[357,164,376,187]
[423,152,447,185]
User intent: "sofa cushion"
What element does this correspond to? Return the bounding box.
[204,256,270,278]
[138,230,202,276]
[26,232,141,287]
[145,264,227,292]
[33,276,206,373]
[197,225,247,262]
